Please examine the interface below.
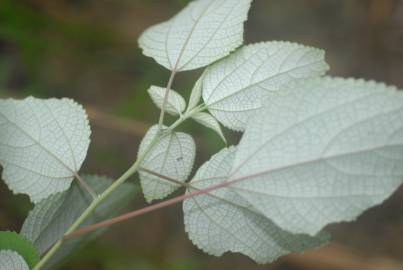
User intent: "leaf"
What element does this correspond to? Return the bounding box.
[138,0,252,72]
[0,97,91,203]
[148,86,186,116]
[0,251,29,270]
[139,125,196,203]
[230,77,403,236]
[187,76,204,111]
[202,42,329,131]
[183,147,329,264]
[191,112,226,143]
[0,231,40,269]
[21,175,136,269]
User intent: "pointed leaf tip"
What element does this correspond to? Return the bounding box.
[139,0,253,71]
[148,86,186,116]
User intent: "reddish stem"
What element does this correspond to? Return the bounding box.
[64,180,229,239]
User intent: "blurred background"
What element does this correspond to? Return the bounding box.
[0,0,403,269]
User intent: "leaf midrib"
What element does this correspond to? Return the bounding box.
[230,91,403,178]
[178,0,240,71]
[168,0,217,71]
[206,57,326,107]
[0,103,77,176]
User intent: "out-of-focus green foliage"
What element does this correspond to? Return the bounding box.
[1,0,403,269]
[0,0,120,97]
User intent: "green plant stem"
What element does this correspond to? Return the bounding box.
[33,107,200,270]
[166,105,203,132]
[33,134,159,270]
[65,169,263,240]
[158,70,177,130]
[64,179,231,240]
